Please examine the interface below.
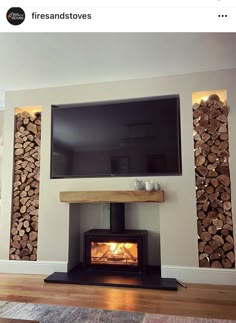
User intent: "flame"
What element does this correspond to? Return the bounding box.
[91,241,138,265]
[109,242,117,252]
[105,242,133,254]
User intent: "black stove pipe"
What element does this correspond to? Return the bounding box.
[110,203,125,233]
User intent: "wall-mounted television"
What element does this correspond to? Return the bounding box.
[50,95,182,178]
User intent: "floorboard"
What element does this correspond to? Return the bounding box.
[0,274,236,320]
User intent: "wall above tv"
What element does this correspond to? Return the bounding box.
[50,95,182,178]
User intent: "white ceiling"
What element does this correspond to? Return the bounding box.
[0,33,236,92]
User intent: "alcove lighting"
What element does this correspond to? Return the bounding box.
[192,89,227,105]
[15,106,42,116]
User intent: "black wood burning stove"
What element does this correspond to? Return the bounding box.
[84,203,148,273]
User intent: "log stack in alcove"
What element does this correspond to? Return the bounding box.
[193,95,235,268]
[10,111,41,261]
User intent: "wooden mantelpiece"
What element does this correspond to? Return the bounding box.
[60,190,164,203]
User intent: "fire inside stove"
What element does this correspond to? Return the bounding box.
[90,241,138,266]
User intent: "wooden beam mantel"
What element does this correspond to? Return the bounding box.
[60,190,164,203]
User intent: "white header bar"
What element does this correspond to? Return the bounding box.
[1,0,236,7]
[0,7,235,32]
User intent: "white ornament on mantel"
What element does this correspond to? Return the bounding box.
[132,179,145,190]
[154,183,160,190]
[145,180,154,191]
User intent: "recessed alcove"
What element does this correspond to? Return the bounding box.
[64,190,163,269]
[63,190,164,270]
[45,190,177,290]
[69,202,161,268]
[192,90,235,268]
[10,107,42,261]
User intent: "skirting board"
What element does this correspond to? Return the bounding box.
[0,261,235,286]
[162,265,236,286]
[0,260,67,275]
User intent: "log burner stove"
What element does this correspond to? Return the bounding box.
[84,203,148,273]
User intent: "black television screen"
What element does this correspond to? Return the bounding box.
[51,95,182,178]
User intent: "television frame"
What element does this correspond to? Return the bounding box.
[50,95,182,179]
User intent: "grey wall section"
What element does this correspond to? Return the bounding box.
[0,110,4,195]
[0,69,235,271]
[68,204,81,271]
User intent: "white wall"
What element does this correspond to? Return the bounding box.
[0,111,4,201]
[0,69,236,275]
[0,90,5,110]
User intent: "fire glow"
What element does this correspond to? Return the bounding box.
[90,241,138,266]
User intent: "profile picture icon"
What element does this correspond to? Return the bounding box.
[6,7,25,25]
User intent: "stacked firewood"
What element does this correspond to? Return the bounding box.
[10,111,41,261]
[193,95,235,268]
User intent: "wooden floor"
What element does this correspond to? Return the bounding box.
[0,274,236,320]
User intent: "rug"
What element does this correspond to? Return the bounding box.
[0,301,235,323]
